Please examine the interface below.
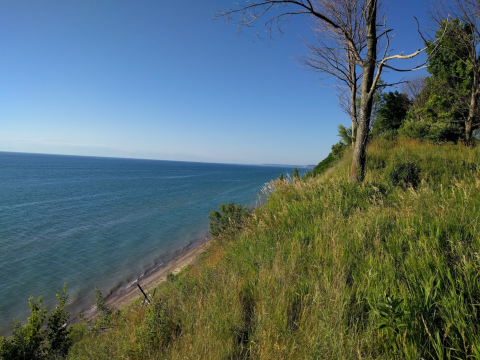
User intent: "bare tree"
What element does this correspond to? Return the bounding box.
[297,0,368,147]
[217,0,428,182]
[401,75,427,101]
[401,75,429,121]
[430,0,480,143]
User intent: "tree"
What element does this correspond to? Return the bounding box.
[0,286,72,360]
[45,285,71,358]
[337,124,353,145]
[373,91,411,135]
[217,0,428,182]
[403,18,478,143]
[401,75,429,121]
[430,0,480,142]
[208,202,250,237]
[293,167,300,179]
[356,78,385,132]
[298,0,368,147]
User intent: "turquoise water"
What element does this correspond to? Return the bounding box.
[0,152,292,335]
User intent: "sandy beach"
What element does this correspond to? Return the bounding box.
[70,239,209,324]
[106,241,208,310]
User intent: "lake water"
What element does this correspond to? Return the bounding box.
[0,152,294,336]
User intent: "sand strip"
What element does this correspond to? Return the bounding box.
[106,242,208,309]
[69,239,209,324]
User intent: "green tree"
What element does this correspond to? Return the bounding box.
[420,18,479,142]
[45,285,71,358]
[208,202,250,237]
[373,91,411,136]
[93,287,114,330]
[292,168,299,179]
[1,296,47,359]
[337,124,354,146]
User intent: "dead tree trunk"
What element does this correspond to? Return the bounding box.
[350,63,358,148]
[350,1,377,182]
[217,0,428,182]
[466,75,478,144]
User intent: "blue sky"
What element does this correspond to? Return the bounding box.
[0,0,431,165]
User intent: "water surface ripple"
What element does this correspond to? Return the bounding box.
[0,152,290,336]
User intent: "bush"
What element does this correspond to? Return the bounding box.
[399,119,463,143]
[331,141,347,158]
[93,287,114,330]
[385,154,422,188]
[208,202,251,237]
[167,272,175,283]
[0,285,71,360]
[292,168,299,179]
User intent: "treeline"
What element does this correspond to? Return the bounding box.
[308,16,480,178]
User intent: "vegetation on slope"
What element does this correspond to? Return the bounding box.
[63,138,480,359]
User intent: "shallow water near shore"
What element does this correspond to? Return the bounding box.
[0,152,295,336]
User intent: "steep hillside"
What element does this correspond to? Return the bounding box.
[68,138,480,359]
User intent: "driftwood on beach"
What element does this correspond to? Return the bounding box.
[137,284,151,304]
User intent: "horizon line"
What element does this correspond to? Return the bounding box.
[0,150,315,168]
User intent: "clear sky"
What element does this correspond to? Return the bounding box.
[0,0,431,165]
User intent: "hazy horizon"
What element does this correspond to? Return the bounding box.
[1,0,430,164]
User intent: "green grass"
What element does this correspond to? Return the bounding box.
[66,138,480,359]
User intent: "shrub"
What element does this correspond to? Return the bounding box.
[208,202,251,237]
[292,168,299,179]
[167,272,175,282]
[385,154,422,188]
[331,141,347,158]
[0,285,71,360]
[45,285,71,358]
[93,287,114,330]
[399,119,463,143]
[140,300,179,352]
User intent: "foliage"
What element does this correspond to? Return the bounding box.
[385,153,422,188]
[0,285,71,360]
[292,167,299,179]
[399,117,463,143]
[337,124,354,146]
[426,19,473,103]
[374,294,410,355]
[373,91,410,136]
[45,285,72,358]
[305,152,337,179]
[278,173,284,181]
[93,287,114,330]
[167,272,175,283]
[208,202,251,237]
[403,19,475,143]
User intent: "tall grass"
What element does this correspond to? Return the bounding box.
[67,138,480,359]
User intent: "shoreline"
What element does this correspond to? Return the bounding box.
[106,238,209,310]
[69,236,210,324]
